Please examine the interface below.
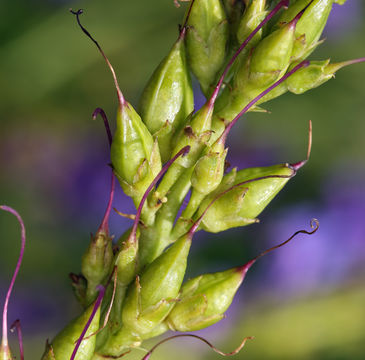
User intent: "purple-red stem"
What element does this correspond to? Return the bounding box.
[92,108,113,147]
[237,219,319,277]
[70,285,106,360]
[70,9,126,107]
[10,320,24,360]
[129,146,191,243]
[93,108,115,236]
[0,206,26,351]
[222,60,310,139]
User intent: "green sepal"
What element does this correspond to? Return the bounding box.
[139,33,194,163]
[121,234,191,335]
[167,268,243,331]
[186,0,229,96]
[286,59,360,94]
[244,17,297,88]
[41,303,100,360]
[196,164,295,233]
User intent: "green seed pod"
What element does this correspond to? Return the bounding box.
[182,137,228,220]
[81,231,113,307]
[286,59,364,94]
[167,267,244,331]
[196,163,296,233]
[139,29,194,163]
[277,0,338,61]
[154,101,214,204]
[254,57,365,105]
[111,101,162,206]
[186,0,229,96]
[213,9,299,125]
[191,142,227,195]
[108,236,138,333]
[41,304,100,360]
[167,218,319,332]
[80,170,115,307]
[243,14,298,88]
[237,0,268,49]
[121,233,192,335]
[70,8,162,209]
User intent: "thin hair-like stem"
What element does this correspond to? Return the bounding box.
[83,267,118,340]
[142,334,253,359]
[129,146,191,243]
[181,0,196,32]
[91,108,115,235]
[70,9,126,107]
[70,285,106,360]
[0,206,26,351]
[97,173,116,236]
[92,108,113,147]
[290,120,312,171]
[10,319,24,360]
[255,218,319,262]
[237,219,320,275]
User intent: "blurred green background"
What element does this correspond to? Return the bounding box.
[0,0,364,358]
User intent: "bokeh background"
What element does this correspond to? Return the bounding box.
[1,0,365,358]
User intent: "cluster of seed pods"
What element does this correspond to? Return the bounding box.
[1,1,364,359]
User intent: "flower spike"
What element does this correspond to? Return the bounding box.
[141,334,254,360]
[0,206,26,359]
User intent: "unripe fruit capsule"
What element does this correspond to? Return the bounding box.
[185,0,229,96]
[139,28,194,163]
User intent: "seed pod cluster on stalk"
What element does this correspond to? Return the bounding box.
[1,0,364,359]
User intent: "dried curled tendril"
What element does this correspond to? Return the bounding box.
[142,334,254,359]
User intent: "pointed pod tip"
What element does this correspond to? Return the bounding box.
[236,259,256,280]
[289,159,307,172]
